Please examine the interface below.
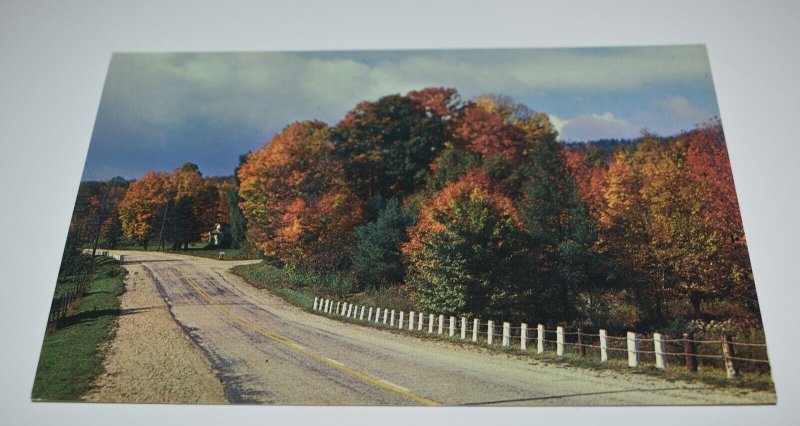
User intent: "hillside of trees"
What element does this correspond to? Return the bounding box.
[69,87,761,333]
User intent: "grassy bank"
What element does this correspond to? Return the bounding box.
[232,261,774,393]
[32,257,127,400]
[231,261,413,311]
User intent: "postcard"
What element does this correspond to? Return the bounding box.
[32,46,774,405]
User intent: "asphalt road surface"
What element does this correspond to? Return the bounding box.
[104,250,776,406]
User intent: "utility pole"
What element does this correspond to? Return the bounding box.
[156,201,170,251]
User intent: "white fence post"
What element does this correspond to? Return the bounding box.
[390,310,396,327]
[368,307,373,321]
[313,297,319,311]
[487,321,495,345]
[399,311,405,329]
[383,309,389,325]
[654,332,667,370]
[461,317,467,340]
[627,332,639,367]
[599,329,608,362]
[556,326,565,357]
[359,306,365,320]
[353,305,359,319]
[346,303,353,317]
[409,311,415,330]
[335,301,340,315]
[323,299,328,313]
[502,322,511,348]
[520,323,528,351]
[428,314,435,334]
[449,316,456,337]
[537,324,545,354]
[472,319,480,342]
[418,313,425,331]
[438,314,445,335]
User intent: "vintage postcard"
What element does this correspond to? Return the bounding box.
[32,46,774,405]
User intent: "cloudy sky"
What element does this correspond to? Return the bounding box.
[83,45,720,180]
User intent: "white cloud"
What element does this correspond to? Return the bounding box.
[556,112,640,141]
[659,96,712,124]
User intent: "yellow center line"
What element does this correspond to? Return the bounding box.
[179,272,439,406]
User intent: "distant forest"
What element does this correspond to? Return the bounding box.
[68,88,760,333]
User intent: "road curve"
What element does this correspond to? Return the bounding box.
[107,250,776,406]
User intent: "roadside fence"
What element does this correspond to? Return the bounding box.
[46,251,123,333]
[310,296,770,380]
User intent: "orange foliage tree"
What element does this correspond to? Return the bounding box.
[118,171,172,250]
[238,121,362,268]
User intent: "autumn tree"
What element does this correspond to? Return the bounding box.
[451,94,558,164]
[332,92,451,200]
[119,171,172,250]
[403,169,532,320]
[165,163,218,250]
[238,121,362,268]
[682,123,758,322]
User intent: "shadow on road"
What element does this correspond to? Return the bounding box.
[58,306,166,329]
[459,386,708,406]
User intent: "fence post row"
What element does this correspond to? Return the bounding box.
[311,295,765,379]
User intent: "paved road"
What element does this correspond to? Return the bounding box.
[112,250,775,406]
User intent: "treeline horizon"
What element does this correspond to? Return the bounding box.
[66,87,761,334]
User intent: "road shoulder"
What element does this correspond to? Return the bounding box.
[83,261,227,404]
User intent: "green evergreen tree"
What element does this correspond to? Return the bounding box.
[350,199,413,290]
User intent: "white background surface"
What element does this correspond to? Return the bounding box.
[1,0,798,424]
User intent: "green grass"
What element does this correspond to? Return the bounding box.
[231,262,317,308]
[31,257,127,401]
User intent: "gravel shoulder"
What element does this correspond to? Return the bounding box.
[82,260,227,404]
